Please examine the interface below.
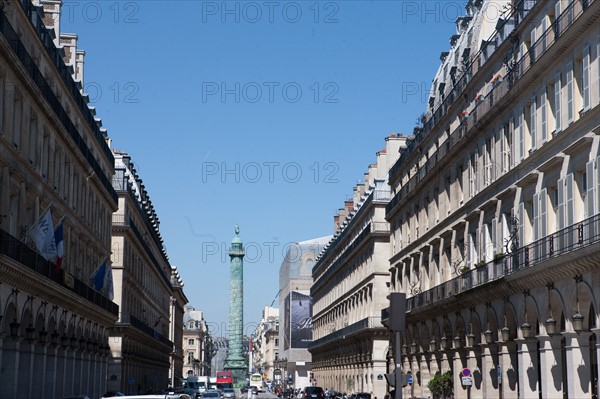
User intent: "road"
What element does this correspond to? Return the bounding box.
[238,391,279,399]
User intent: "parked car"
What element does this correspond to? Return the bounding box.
[353,393,371,399]
[303,387,324,399]
[222,388,236,399]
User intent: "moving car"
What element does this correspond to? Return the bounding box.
[201,391,222,399]
[222,388,236,399]
[303,387,325,399]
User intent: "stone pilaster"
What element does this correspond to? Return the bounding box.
[563,331,592,399]
[537,335,563,398]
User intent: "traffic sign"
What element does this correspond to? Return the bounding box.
[461,376,472,386]
[407,375,413,384]
[461,368,471,377]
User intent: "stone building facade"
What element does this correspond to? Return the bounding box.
[0,0,118,397]
[107,151,182,394]
[182,306,211,377]
[252,306,280,381]
[310,135,407,398]
[384,0,600,398]
[279,236,330,389]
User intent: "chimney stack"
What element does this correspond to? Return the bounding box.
[40,0,62,46]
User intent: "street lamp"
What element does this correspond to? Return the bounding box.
[440,336,448,350]
[484,329,493,344]
[572,275,584,333]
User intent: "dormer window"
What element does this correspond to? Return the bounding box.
[438,82,446,94]
[450,34,461,47]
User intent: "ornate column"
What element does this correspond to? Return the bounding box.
[516,338,539,398]
[563,331,592,398]
[537,335,563,398]
[224,225,247,385]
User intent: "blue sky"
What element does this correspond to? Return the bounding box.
[61,1,459,334]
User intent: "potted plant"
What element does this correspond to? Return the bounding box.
[459,110,469,122]
[491,73,503,86]
[459,264,470,274]
[494,252,506,262]
[475,259,486,268]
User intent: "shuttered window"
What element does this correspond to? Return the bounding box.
[566,61,574,123]
[554,74,562,132]
[582,46,591,110]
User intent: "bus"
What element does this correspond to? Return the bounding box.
[216,370,233,389]
[249,373,263,392]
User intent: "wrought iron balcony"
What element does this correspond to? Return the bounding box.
[406,213,600,312]
[0,228,118,316]
[309,317,383,350]
[129,314,174,348]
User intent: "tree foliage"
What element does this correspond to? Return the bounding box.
[427,371,453,399]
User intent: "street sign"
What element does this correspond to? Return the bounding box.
[497,365,502,385]
[461,376,472,386]
[407,375,413,384]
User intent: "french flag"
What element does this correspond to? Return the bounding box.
[54,222,64,273]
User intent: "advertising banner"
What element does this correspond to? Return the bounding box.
[290,290,312,348]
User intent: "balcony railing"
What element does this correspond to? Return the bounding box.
[309,317,383,349]
[312,223,372,294]
[386,0,594,218]
[407,212,600,312]
[0,228,118,316]
[127,217,173,288]
[129,314,174,348]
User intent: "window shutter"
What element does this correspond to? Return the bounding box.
[554,74,562,132]
[556,178,566,251]
[518,203,525,246]
[540,188,548,238]
[530,96,537,151]
[566,173,574,226]
[582,46,590,110]
[541,90,547,143]
[492,218,498,253]
[566,61,574,123]
[533,192,540,240]
[485,225,493,260]
[586,160,595,217]
[476,228,481,263]
[518,112,525,161]
[530,28,536,61]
